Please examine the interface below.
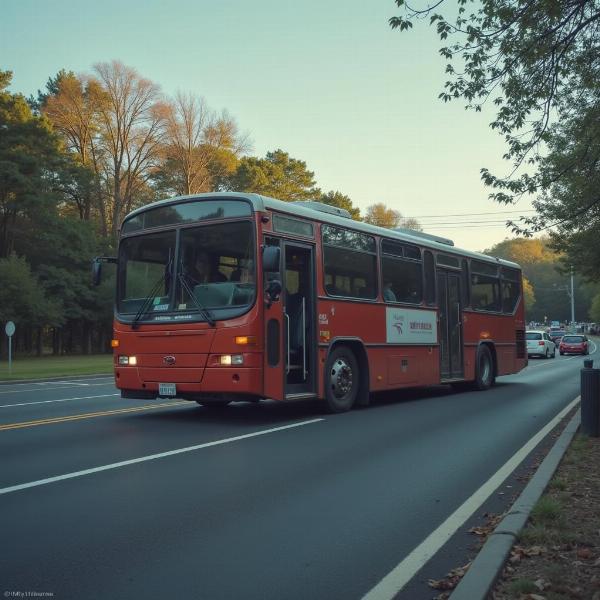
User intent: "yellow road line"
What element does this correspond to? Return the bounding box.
[0,401,191,431]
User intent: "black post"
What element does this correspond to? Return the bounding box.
[581,359,600,437]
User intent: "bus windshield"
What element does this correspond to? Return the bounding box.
[117,220,255,321]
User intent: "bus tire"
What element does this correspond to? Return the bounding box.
[474,345,495,390]
[324,346,359,413]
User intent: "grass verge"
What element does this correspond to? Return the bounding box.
[0,354,113,381]
[492,432,600,599]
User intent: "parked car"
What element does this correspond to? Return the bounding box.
[559,335,589,355]
[548,329,566,343]
[526,330,556,358]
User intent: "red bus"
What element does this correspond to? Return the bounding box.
[94,192,527,412]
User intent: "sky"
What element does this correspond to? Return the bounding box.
[1,0,536,252]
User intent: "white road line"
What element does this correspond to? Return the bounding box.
[0,393,120,408]
[0,381,115,395]
[361,395,581,600]
[0,418,324,496]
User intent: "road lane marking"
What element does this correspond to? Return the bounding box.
[0,381,115,395]
[0,418,324,495]
[0,393,120,408]
[361,395,581,600]
[0,401,190,431]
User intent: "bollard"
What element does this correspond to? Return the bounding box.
[581,359,600,437]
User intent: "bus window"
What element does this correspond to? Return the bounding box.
[501,267,521,313]
[322,225,377,299]
[424,250,436,305]
[381,240,422,304]
[471,260,501,312]
[461,259,470,307]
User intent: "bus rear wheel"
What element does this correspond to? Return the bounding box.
[474,345,495,390]
[324,346,359,413]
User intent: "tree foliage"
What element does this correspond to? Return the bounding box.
[363,202,422,230]
[318,190,361,220]
[390,0,600,279]
[226,149,320,200]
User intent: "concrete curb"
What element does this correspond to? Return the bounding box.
[450,407,581,600]
[0,373,112,386]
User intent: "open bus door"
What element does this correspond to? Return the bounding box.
[437,269,464,380]
[262,237,316,401]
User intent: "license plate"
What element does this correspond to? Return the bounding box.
[158,383,177,397]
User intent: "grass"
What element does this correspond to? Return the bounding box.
[506,578,538,596]
[0,354,113,381]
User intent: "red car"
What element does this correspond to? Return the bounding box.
[559,335,589,355]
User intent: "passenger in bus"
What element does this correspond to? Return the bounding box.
[383,281,397,302]
[231,259,254,283]
[188,251,227,284]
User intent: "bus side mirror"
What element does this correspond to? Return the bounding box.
[92,256,117,286]
[262,246,280,273]
[92,258,103,286]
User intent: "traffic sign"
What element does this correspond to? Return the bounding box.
[5,321,15,337]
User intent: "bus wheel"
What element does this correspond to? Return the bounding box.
[325,346,358,413]
[474,345,495,390]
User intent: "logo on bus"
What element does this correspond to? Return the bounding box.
[163,355,176,365]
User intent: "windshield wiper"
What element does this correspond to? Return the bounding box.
[131,258,173,330]
[178,265,216,327]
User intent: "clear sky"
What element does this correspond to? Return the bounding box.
[1,0,535,252]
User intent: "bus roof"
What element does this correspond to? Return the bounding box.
[123,192,521,270]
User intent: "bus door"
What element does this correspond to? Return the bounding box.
[437,270,464,379]
[283,242,316,398]
[262,239,316,400]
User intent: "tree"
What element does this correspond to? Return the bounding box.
[94,61,169,240]
[227,149,319,200]
[0,70,69,257]
[155,94,249,196]
[389,1,600,277]
[590,292,600,323]
[40,71,107,221]
[318,190,361,220]
[364,203,401,228]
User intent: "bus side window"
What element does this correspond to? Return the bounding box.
[424,250,436,305]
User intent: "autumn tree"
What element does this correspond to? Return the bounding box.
[389,0,600,278]
[363,202,422,230]
[40,71,107,220]
[364,203,401,228]
[94,61,169,239]
[155,94,249,196]
[227,149,319,200]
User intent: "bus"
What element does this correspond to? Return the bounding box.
[93,192,527,413]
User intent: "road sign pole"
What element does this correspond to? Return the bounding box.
[5,321,15,375]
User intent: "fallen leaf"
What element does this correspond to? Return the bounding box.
[533,577,548,591]
[578,547,593,559]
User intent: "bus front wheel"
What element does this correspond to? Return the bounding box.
[474,345,495,390]
[324,346,359,413]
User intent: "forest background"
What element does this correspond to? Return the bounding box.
[1,62,599,358]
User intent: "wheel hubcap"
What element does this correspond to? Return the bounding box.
[330,358,353,398]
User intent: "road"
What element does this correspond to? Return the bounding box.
[0,345,596,600]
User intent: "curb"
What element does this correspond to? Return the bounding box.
[450,407,581,600]
[0,373,112,386]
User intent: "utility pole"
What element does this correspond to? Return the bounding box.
[570,266,575,325]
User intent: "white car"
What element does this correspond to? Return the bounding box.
[526,330,556,358]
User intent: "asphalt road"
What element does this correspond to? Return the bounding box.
[0,344,597,600]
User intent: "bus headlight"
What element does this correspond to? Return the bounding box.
[219,354,244,366]
[118,355,137,365]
